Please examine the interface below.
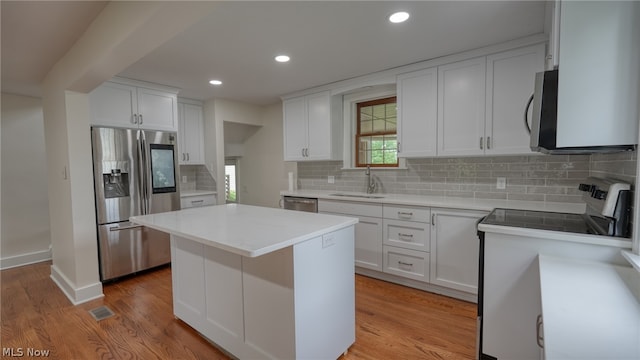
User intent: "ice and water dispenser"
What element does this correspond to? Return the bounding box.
[103,167,129,198]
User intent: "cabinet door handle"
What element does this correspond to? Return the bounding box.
[398,142,401,153]
[487,136,491,150]
[398,261,413,267]
[133,114,138,124]
[139,114,143,125]
[536,314,544,349]
[431,213,435,226]
[305,148,309,157]
[187,153,190,161]
[480,137,484,150]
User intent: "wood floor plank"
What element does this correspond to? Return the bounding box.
[2,261,476,359]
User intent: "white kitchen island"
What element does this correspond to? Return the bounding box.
[130,204,358,360]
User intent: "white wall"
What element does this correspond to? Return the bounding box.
[238,103,296,208]
[203,99,225,205]
[0,93,52,269]
[215,98,264,127]
[38,1,215,304]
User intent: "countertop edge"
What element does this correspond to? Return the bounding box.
[180,190,217,197]
[280,190,586,214]
[539,255,640,359]
[477,223,632,249]
[130,209,358,258]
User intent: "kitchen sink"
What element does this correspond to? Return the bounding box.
[329,193,385,199]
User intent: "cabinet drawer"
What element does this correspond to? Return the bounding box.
[383,219,430,252]
[383,246,429,283]
[383,205,430,222]
[181,194,216,209]
[318,200,382,218]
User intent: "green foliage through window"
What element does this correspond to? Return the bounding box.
[356,97,398,167]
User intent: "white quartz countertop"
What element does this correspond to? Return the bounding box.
[477,222,633,249]
[180,190,217,197]
[539,255,640,360]
[281,190,586,213]
[130,204,358,258]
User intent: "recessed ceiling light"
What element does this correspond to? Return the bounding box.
[389,11,410,23]
[209,79,222,85]
[275,55,290,63]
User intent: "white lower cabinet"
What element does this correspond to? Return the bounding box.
[430,208,487,294]
[382,205,431,282]
[354,216,383,271]
[383,246,430,282]
[383,219,430,252]
[320,199,484,300]
[318,200,383,271]
[481,231,625,360]
[180,193,216,209]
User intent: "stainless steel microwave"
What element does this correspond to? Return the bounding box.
[528,69,635,154]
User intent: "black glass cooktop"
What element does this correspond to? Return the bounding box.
[481,208,599,234]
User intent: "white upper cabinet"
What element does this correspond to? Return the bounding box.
[283,96,308,160]
[283,90,342,161]
[396,67,438,158]
[485,44,545,155]
[437,57,487,156]
[136,87,178,131]
[178,100,205,165]
[556,1,639,148]
[90,79,178,132]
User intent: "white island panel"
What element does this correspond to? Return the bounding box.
[130,204,357,359]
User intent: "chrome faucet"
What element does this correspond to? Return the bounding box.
[365,165,377,194]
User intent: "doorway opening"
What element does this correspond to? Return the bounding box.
[225,158,238,203]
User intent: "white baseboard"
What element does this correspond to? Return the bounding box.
[50,264,103,305]
[0,249,52,270]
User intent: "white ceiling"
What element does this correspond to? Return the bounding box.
[2,1,547,106]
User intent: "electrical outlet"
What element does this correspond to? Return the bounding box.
[328,176,335,184]
[182,176,188,183]
[496,177,506,190]
[322,235,335,248]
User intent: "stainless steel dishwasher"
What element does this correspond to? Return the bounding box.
[283,196,318,213]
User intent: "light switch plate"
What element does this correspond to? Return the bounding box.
[328,176,335,184]
[496,177,506,190]
[182,176,188,183]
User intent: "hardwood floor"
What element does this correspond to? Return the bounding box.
[1,261,476,359]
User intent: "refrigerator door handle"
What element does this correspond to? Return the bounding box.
[141,131,150,214]
[109,223,144,232]
[136,130,147,215]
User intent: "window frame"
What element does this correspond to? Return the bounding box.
[354,96,398,168]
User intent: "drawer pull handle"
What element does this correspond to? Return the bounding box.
[398,261,413,267]
[191,200,204,204]
[398,233,414,240]
[398,211,413,217]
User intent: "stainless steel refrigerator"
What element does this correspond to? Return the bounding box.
[91,126,180,281]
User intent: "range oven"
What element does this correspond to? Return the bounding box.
[475,177,632,359]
